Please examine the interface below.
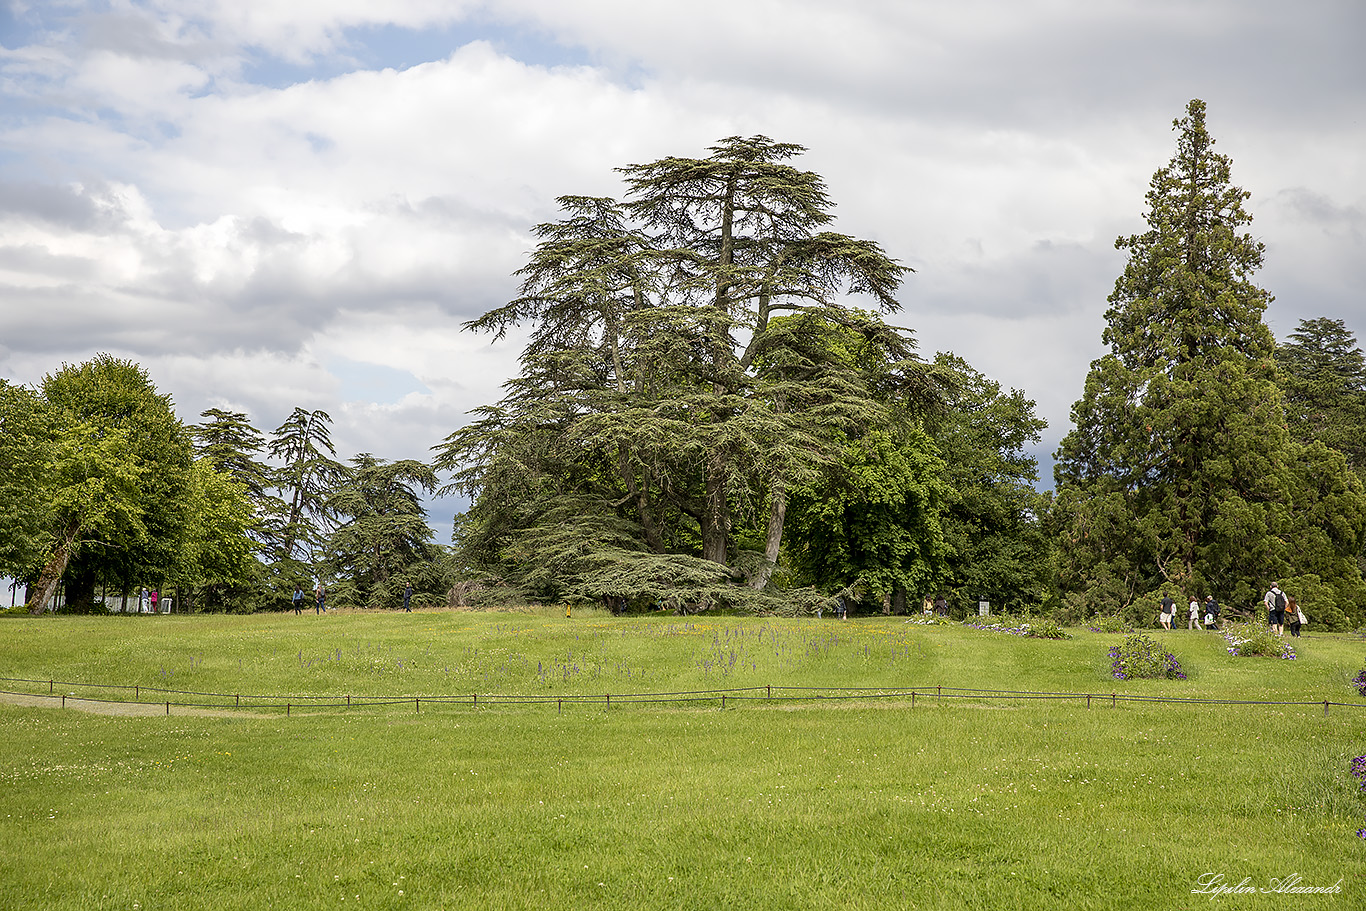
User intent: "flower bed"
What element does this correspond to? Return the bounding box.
[963,617,1071,640]
[1353,754,1366,839]
[1108,634,1186,680]
[1221,623,1295,660]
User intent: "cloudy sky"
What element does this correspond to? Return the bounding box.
[2,0,1363,538]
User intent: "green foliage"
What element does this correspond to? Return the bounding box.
[1276,317,1366,480]
[0,379,56,579]
[1221,622,1295,659]
[24,355,193,613]
[786,428,950,610]
[438,138,943,611]
[1109,634,1186,679]
[267,407,345,567]
[929,352,1052,615]
[322,455,442,608]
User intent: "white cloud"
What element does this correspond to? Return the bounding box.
[1,0,1363,522]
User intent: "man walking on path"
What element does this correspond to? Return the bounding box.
[1264,583,1286,636]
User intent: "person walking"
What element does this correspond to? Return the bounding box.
[292,585,304,615]
[315,584,325,615]
[1158,592,1174,630]
[1203,595,1220,630]
[1286,596,1304,637]
[138,587,148,613]
[1188,597,1200,630]
[1264,583,1286,636]
[403,583,413,612]
[150,589,159,614]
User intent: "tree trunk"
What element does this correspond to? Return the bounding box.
[701,454,730,565]
[28,519,80,615]
[748,482,787,591]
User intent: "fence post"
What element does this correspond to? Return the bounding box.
[135,685,139,700]
[1087,695,1092,709]
[347,695,351,707]
[911,692,915,708]
[415,697,420,714]
[287,703,291,717]
[165,701,169,716]
[236,694,240,707]
[721,694,726,710]
[61,694,65,708]
[49,680,53,694]
[558,698,562,715]
[1111,692,1116,708]
[606,693,611,709]
[1324,700,1330,717]
[473,693,477,708]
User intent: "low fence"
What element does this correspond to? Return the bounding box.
[2,675,1364,717]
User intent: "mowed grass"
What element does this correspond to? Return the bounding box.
[2,611,1364,910]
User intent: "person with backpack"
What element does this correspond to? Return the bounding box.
[1203,595,1219,630]
[1264,583,1286,636]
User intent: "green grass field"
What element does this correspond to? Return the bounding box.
[2,610,1363,910]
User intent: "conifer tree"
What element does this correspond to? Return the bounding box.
[437,138,940,610]
[1055,100,1294,613]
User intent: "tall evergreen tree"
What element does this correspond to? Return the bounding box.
[267,408,344,567]
[1055,100,1314,615]
[323,455,441,607]
[1276,317,1366,479]
[437,138,939,610]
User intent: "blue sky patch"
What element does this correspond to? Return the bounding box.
[328,357,430,404]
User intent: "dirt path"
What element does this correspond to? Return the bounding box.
[0,690,261,718]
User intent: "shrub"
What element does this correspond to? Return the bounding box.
[1088,614,1133,633]
[1108,634,1186,680]
[963,614,1072,639]
[1221,622,1295,660]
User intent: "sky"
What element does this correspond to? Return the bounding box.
[2,0,1363,543]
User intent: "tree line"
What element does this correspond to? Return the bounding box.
[0,365,446,613]
[3,100,1364,626]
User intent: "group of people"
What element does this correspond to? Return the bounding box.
[136,587,163,613]
[289,582,414,614]
[1157,583,1308,637]
[292,584,326,615]
[1263,583,1306,637]
[1158,593,1221,631]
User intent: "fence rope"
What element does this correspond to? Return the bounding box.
[2,676,1362,716]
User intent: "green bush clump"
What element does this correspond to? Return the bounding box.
[1108,634,1186,680]
[1221,623,1295,660]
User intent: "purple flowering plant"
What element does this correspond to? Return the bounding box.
[1108,634,1187,680]
[962,616,1071,640]
[1221,623,1295,660]
[1352,754,1366,839]
[1352,665,1366,697]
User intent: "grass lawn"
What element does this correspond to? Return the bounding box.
[2,610,1363,909]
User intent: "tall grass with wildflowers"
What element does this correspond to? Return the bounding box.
[1222,622,1296,659]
